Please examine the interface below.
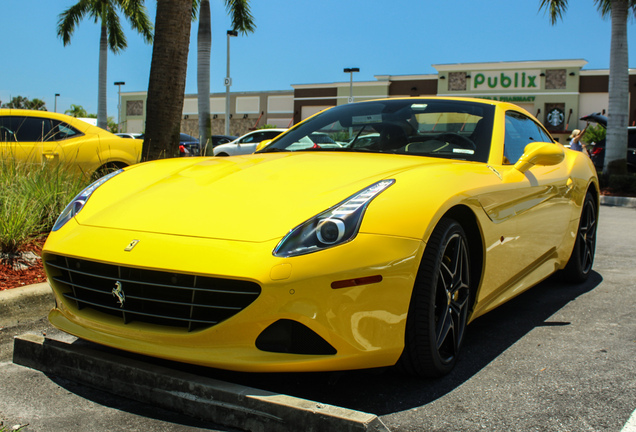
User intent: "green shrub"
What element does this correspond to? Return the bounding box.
[582,123,605,146]
[0,159,88,253]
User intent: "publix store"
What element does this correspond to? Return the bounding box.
[119,59,635,141]
[292,59,636,143]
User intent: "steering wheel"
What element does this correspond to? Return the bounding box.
[438,132,476,150]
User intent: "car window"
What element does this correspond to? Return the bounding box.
[504,111,553,164]
[48,121,82,141]
[0,116,81,142]
[260,99,495,162]
[240,133,256,144]
[0,116,51,142]
[263,131,282,140]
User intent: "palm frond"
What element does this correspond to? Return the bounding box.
[106,7,127,53]
[57,0,92,45]
[538,0,568,25]
[120,0,154,42]
[225,0,256,34]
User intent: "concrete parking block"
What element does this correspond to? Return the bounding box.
[13,334,389,432]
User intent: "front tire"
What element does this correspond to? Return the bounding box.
[561,191,597,283]
[399,218,472,377]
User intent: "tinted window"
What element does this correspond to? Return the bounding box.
[504,111,553,164]
[48,121,82,141]
[0,116,81,142]
[240,133,257,144]
[263,131,282,140]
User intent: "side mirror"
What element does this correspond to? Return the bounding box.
[514,141,564,173]
[255,139,273,152]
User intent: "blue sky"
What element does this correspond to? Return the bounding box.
[1,0,632,119]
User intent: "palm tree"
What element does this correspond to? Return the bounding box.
[197,0,255,149]
[539,0,636,177]
[57,0,153,130]
[65,104,89,117]
[142,0,195,161]
[197,0,212,147]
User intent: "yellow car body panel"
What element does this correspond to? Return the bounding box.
[45,220,424,371]
[0,109,140,176]
[43,97,599,373]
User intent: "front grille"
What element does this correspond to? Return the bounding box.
[45,254,261,332]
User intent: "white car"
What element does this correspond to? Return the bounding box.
[213,128,286,156]
[114,133,143,139]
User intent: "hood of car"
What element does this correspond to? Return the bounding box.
[75,152,452,242]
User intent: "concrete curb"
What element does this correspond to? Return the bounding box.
[13,334,390,432]
[600,195,636,208]
[0,282,53,327]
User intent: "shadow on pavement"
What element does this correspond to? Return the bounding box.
[51,271,602,418]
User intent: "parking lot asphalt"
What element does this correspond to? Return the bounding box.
[1,200,635,432]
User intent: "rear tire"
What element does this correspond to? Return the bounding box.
[398,218,471,377]
[561,191,597,283]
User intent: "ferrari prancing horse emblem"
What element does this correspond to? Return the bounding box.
[124,239,140,251]
[112,281,125,307]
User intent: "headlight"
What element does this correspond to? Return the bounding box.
[273,179,395,257]
[52,169,123,231]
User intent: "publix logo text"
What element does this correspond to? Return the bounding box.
[472,70,540,90]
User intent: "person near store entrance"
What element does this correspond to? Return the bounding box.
[569,125,589,153]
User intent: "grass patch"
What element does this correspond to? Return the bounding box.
[0,159,88,254]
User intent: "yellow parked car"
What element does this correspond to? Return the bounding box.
[43,97,598,377]
[0,109,141,176]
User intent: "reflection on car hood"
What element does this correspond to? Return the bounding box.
[76,152,451,242]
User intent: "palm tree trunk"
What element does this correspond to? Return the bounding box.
[98,22,108,130]
[143,0,192,161]
[604,0,629,176]
[197,0,212,153]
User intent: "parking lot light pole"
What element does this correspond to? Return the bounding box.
[343,68,359,104]
[225,30,238,136]
[54,93,60,113]
[114,81,125,133]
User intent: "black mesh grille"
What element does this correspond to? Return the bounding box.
[45,254,261,332]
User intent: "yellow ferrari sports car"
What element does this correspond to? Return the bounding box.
[43,97,598,377]
[0,109,140,177]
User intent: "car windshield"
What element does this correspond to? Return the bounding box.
[258,99,495,162]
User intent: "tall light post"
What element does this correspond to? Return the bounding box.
[114,81,125,133]
[54,93,60,112]
[225,30,238,136]
[343,68,359,104]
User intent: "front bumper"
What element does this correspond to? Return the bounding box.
[44,221,424,372]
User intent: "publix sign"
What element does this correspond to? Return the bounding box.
[472,70,541,91]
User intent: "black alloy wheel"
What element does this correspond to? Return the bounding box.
[562,191,597,283]
[399,218,471,377]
